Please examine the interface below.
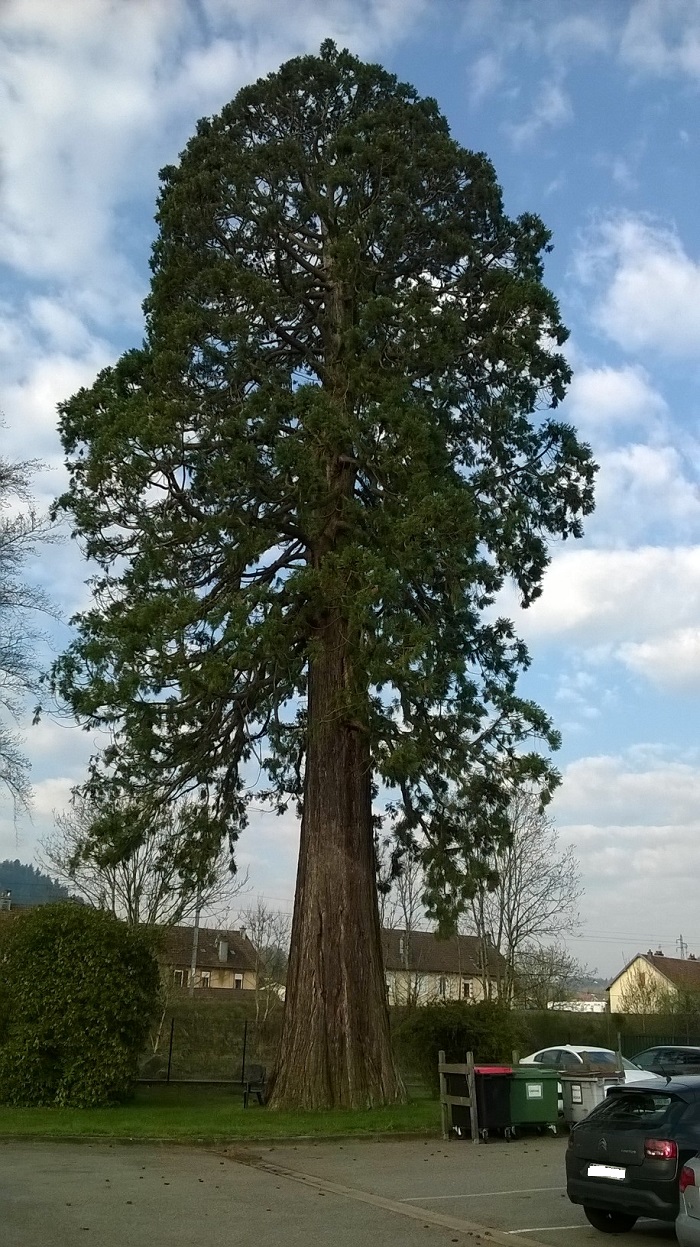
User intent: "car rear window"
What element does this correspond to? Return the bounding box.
[579,1050,616,1065]
[592,1091,676,1125]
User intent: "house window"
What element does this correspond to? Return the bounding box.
[173,969,184,987]
[200,971,211,988]
[439,976,447,998]
[234,974,243,990]
[462,979,472,999]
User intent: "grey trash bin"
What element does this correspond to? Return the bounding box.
[561,1072,624,1125]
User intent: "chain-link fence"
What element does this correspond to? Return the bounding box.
[620,1032,700,1057]
[139,999,281,1083]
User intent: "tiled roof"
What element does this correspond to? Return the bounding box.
[647,954,700,991]
[161,925,258,972]
[381,928,505,977]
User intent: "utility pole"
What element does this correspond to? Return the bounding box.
[189,884,202,997]
[677,934,688,959]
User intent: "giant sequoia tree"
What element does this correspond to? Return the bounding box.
[53,44,595,1109]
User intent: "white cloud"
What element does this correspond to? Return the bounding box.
[579,216,700,356]
[510,546,700,650]
[550,748,700,971]
[554,667,604,732]
[0,0,177,301]
[236,804,300,908]
[498,530,700,691]
[0,0,427,319]
[544,13,612,57]
[621,0,700,78]
[507,78,573,146]
[554,747,700,826]
[619,628,700,691]
[590,443,700,546]
[0,719,98,863]
[469,51,504,104]
[565,364,667,438]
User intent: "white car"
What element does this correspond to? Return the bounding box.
[519,1044,659,1084]
[678,1156,700,1247]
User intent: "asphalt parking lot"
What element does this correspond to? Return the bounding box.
[246,1135,678,1246]
[0,1136,680,1246]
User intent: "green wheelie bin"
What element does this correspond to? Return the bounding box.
[510,1067,559,1135]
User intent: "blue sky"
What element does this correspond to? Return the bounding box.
[2,0,700,974]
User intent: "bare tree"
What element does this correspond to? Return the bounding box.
[466,789,582,1004]
[0,448,56,810]
[377,841,427,1007]
[40,792,248,926]
[239,898,291,1025]
[515,942,588,1009]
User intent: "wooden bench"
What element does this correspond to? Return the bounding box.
[242,1063,267,1108]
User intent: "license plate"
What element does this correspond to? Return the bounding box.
[587,1164,626,1180]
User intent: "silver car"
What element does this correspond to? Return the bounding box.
[678,1156,700,1246]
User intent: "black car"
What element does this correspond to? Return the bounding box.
[631,1045,700,1077]
[566,1079,700,1233]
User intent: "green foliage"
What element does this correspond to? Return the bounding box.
[51,42,595,921]
[515,1009,618,1053]
[0,904,160,1106]
[394,1001,525,1092]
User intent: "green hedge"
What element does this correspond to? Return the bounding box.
[393,1002,526,1092]
[515,1009,620,1052]
[0,904,160,1106]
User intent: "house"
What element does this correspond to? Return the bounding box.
[608,950,700,1013]
[381,928,505,1005]
[548,999,607,1013]
[162,925,258,991]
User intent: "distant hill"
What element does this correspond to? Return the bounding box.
[572,975,609,991]
[0,860,74,906]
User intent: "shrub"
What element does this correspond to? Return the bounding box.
[393,1002,526,1094]
[0,903,160,1106]
[515,1009,618,1053]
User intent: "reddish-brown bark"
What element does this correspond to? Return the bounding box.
[269,614,405,1109]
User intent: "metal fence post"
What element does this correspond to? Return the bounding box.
[166,1017,175,1084]
[240,1019,248,1082]
[438,1049,448,1139]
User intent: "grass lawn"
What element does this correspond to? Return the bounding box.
[0,1084,440,1142]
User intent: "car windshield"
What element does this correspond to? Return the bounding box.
[622,1057,643,1071]
[590,1091,676,1125]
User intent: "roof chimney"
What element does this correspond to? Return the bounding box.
[218,938,229,964]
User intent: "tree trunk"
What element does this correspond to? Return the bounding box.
[269,615,405,1109]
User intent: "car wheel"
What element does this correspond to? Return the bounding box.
[583,1207,637,1233]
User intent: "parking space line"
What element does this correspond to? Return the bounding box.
[233,1155,555,1246]
[504,1228,585,1235]
[401,1187,565,1202]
